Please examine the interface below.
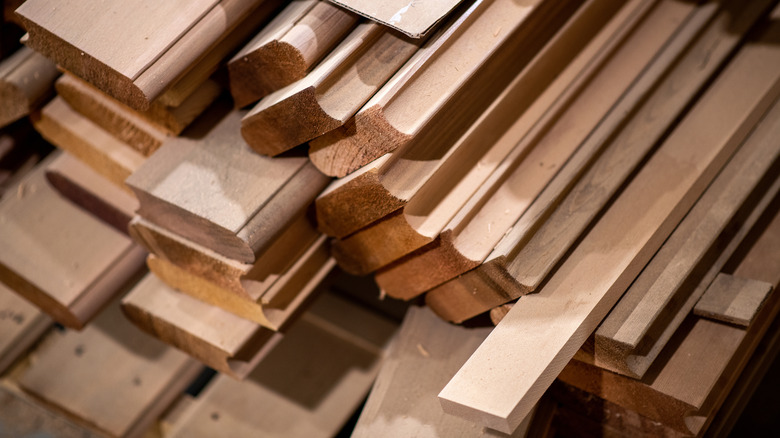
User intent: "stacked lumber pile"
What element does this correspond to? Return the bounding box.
[0,0,778,436]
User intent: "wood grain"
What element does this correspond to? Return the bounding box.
[0,45,58,128]
[694,273,773,327]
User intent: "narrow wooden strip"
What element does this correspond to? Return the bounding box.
[308,0,581,177]
[438,7,780,429]
[33,97,145,193]
[328,0,463,39]
[0,45,59,128]
[694,273,773,327]
[377,0,685,300]
[241,20,420,156]
[229,0,359,107]
[45,152,139,236]
[0,282,51,374]
[316,0,632,240]
[427,0,772,323]
[0,153,146,329]
[17,298,203,438]
[164,293,396,438]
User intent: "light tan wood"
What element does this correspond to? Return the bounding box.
[594,91,780,378]
[0,282,50,374]
[354,305,534,437]
[164,292,396,438]
[0,122,48,200]
[438,7,780,428]
[33,97,146,193]
[426,0,773,322]
[229,0,359,108]
[375,0,683,299]
[694,273,773,327]
[17,298,203,438]
[17,0,282,110]
[125,103,329,263]
[328,0,463,38]
[308,0,581,177]
[241,20,420,156]
[0,153,146,329]
[45,152,139,235]
[0,45,58,128]
[121,273,279,379]
[316,0,631,242]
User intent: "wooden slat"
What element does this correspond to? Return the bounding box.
[0,282,50,374]
[0,153,146,329]
[125,102,329,263]
[17,298,203,438]
[17,0,283,110]
[437,5,780,429]
[33,97,146,193]
[426,0,774,323]
[375,0,686,300]
[315,0,631,241]
[241,20,420,156]
[308,0,581,177]
[0,45,58,128]
[229,0,359,108]
[164,293,396,438]
[328,0,463,39]
[45,152,139,235]
[694,273,773,327]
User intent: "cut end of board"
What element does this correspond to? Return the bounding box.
[229,40,309,109]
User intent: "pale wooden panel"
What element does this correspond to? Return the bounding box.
[328,0,462,38]
[0,283,50,374]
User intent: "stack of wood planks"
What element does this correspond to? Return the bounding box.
[0,0,779,436]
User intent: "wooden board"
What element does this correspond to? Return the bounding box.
[695,273,773,327]
[125,102,328,263]
[45,152,139,236]
[308,0,581,177]
[437,4,780,429]
[33,97,146,193]
[17,0,282,110]
[164,292,396,438]
[0,153,146,329]
[353,305,535,437]
[0,45,58,128]
[229,0,359,107]
[426,0,776,323]
[241,20,420,156]
[315,0,631,240]
[376,0,689,300]
[17,298,203,438]
[0,282,50,374]
[326,0,463,38]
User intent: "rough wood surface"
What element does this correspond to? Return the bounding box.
[594,89,780,379]
[694,273,773,327]
[17,0,282,110]
[17,298,203,438]
[229,0,358,108]
[316,0,629,243]
[33,97,146,193]
[125,102,328,263]
[377,0,683,300]
[437,5,780,427]
[45,152,139,236]
[426,0,774,323]
[0,153,146,329]
[0,45,59,129]
[241,20,420,156]
[308,0,581,177]
[163,292,396,438]
[0,282,50,374]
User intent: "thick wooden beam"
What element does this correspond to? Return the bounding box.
[229,0,358,108]
[0,45,58,128]
[17,298,203,438]
[0,153,146,329]
[437,5,780,428]
[315,0,631,242]
[241,21,420,156]
[308,0,581,177]
[17,0,284,110]
[375,0,685,300]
